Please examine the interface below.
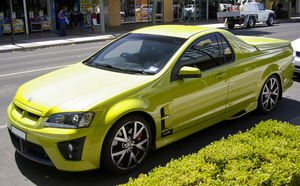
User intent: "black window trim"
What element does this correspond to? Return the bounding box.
[171,32,234,82]
[216,32,235,64]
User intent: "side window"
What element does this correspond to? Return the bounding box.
[180,34,222,71]
[257,4,264,10]
[217,33,234,63]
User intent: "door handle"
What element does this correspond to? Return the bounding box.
[215,73,227,79]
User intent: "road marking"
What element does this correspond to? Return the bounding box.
[0,125,7,129]
[0,65,70,78]
[0,46,103,61]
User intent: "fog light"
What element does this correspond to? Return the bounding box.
[57,137,86,161]
[67,143,74,159]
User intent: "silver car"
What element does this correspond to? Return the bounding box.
[292,38,300,75]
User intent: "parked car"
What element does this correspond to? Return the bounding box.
[185,4,195,12]
[292,38,300,75]
[217,2,275,29]
[7,25,294,174]
[184,4,195,16]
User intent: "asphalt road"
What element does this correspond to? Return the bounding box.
[0,22,300,186]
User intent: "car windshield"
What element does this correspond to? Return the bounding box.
[84,33,185,75]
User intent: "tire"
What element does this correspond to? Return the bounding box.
[267,15,274,26]
[247,17,255,28]
[257,75,280,114]
[228,23,235,29]
[101,115,152,174]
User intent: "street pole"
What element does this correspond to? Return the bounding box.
[9,0,15,45]
[206,0,209,20]
[152,0,156,25]
[100,0,105,34]
[23,0,29,34]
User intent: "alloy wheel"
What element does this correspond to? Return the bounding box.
[260,76,279,112]
[110,120,150,171]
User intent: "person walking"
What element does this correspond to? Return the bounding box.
[179,4,184,22]
[57,8,67,37]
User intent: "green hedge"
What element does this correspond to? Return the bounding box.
[122,120,300,186]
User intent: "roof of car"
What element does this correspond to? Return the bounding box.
[131,25,214,39]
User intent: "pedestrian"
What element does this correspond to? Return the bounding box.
[277,1,283,18]
[57,8,67,37]
[179,4,184,22]
[277,2,283,12]
[272,0,277,11]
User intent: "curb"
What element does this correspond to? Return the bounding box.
[0,34,116,53]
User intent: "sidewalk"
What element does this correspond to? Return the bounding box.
[0,15,299,53]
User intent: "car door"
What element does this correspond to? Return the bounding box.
[257,4,268,22]
[170,33,230,133]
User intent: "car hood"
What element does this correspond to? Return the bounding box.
[238,36,291,51]
[15,63,152,116]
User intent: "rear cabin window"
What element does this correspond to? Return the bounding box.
[179,33,233,71]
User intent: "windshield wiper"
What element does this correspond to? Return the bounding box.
[95,63,156,75]
[126,69,156,75]
[96,63,112,68]
[96,63,127,71]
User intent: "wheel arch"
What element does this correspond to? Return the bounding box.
[113,111,156,143]
[259,68,283,100]
[269,12,275,17]
[103,110,157,151]
[99,111,156,174]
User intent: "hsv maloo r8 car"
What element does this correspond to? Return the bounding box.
[7,25,294,174]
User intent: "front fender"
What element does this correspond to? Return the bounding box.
[105,98,150,126]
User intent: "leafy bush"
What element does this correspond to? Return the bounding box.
[122,120,300,185]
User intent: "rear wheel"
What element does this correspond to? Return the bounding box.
[101,115,152,174]
[267,15,274,26]
[257,75,280,114]
[247,17,255,28]
[228,23,235,29]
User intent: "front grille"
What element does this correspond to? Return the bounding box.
[28,112,40,119]
[295,65,300,70]
[14,104,24,115]
[9,128,54,166]
[14,103,41,122]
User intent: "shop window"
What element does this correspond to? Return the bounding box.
[120,0,163,23]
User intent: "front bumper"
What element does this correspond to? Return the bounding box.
[294,51,300,74]
[7,103,109,172]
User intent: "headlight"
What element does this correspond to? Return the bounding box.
[45,112,94,128]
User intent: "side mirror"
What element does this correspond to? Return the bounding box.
[178,66,202,78]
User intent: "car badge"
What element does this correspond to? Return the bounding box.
[28,97,33,102]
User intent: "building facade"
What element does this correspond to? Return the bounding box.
[0,0,299,35]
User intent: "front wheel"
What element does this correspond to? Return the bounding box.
[101,115,152,174]
[267,15,274,26]
[257,75,280,114]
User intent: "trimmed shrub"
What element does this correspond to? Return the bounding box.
[122,120,300,185]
